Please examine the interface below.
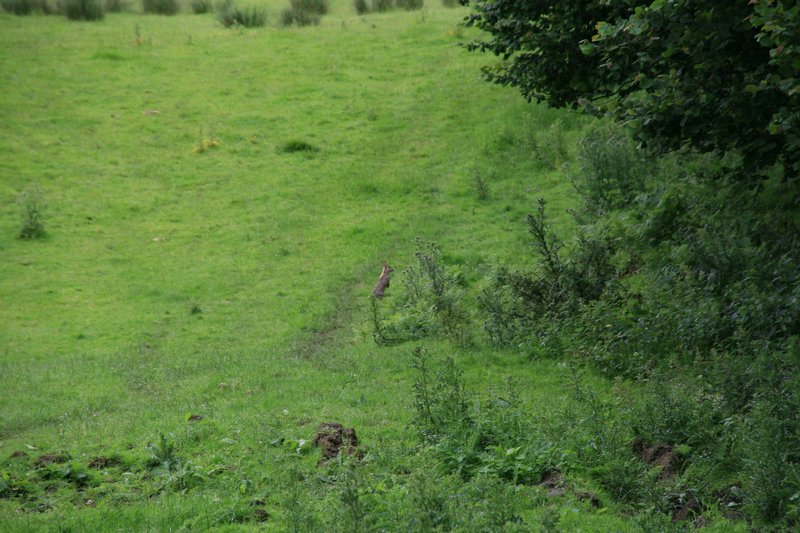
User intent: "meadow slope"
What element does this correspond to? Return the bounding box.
[0,4,745,531]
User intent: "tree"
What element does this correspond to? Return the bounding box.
[463,0,800,177]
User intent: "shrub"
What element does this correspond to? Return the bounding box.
[572,125,649,215]
[395,0,422,10]
[63,0,104,19]
[280,6,319,26]
[411,348,559,485]
[371,0,392,12]
[216,0,267,28]
[142,0,177,14]
[1,0,38,14]
[188,0,210,13]
[370,239,470,346]
[103,0,126,11]
[441,0,457,6]
[290,0,326,14]
[18,186,46,240]
[281,0,327,26]
[353,0,368,15]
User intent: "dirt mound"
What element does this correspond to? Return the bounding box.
[671,495,701,522]
[313,422,361,466]
[632,438,681,480]
[88,456,122,469]
[576,491,601,508]
[35,454,68,466]
[540,471,566,497]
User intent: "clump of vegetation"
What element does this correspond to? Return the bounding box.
[142,0,177,15]
[188,0,210,13]
[216,0,267,28]
[18,185,46,240]
[1,0,44,14]
[279,139,318,153]
[63,0,104,20]
[395,0,422,11]
[280,0,327,27]
[193,133,220,153]
[355,0,421,14]
[371,239,470,346]
[103,0,126,12]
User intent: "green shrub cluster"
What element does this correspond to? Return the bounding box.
[142,0,177,14]
[371,239,470,347]
[63,0,103,19]
[1,0,52,15]
[474,121,800,526]
[280,0,326,26]
[17,186,46,240]
[188,0,210,13]
[353,0,422,15]
[216,0,267,27]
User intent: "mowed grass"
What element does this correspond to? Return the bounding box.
[0,5,629,530]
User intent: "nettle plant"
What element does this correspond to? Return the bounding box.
[18,185,46,240]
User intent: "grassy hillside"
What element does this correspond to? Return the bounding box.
[0,4,751,531]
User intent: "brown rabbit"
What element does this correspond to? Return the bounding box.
[371,263,394,298]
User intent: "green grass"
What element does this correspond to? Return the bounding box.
[0,6,746,531]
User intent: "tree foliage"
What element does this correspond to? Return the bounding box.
[463,0,800,177]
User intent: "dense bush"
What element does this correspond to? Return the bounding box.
[142,0,177,14]
[1,0,40,14]
[395,0,422,10]
[464,1,800,180]
[63,0,104,19]
[353,0,367,15]
[280,0,326,26]
[103,0,126,12]
[216,0,267,27]
[188,0,210,13]
[411,348,559,485]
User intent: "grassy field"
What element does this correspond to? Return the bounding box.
[0,3,747,531]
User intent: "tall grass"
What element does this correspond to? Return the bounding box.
[216,0,267,27]
[142,0,177,14]
[63,0,104,19]
[280,0,327,26]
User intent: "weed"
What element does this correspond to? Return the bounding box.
[408,467,455,530]
[472,166,490,201]
[282,465,319,531]
[194,131,220,153]
[147,433,179,471]
[532,120,569,169]
[18,185,46,240]
[572,125,649,215]
[142,0,177,14]
[280,139,318,153]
